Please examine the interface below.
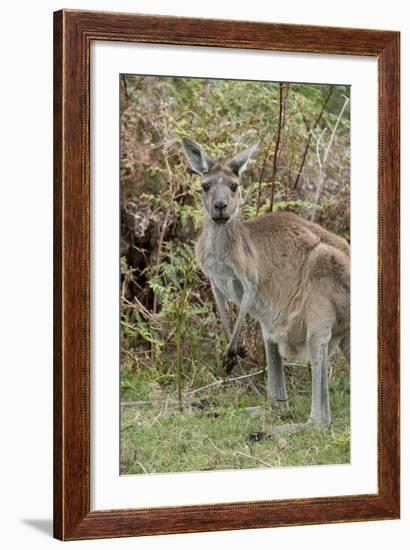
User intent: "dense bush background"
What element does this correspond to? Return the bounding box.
[120,75,350,474]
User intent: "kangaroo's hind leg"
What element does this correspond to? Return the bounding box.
[262,329,288,404]
[249,299,335,440]
[247,331,297,442]
[306,298,336,428]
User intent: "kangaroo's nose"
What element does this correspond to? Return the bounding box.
[214,200,227,213]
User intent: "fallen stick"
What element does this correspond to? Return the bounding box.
[187,369,265,397]
[120,364,311,409]
[234,451,275,469]
[121,398,179,409]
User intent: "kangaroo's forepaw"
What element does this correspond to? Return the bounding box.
[237,345,248,358]
[222,350,238,373]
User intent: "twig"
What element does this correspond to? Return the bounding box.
[293,85,334,190]
[247,377,262,396]
[120,363,309,409]
[328,363,333,382]
[234,451,275,469]
[123,296,154,320]
[187,379,223,395]
[150,407,167,426]
[269,83,285,212]
[310,96,349,222]
[284,361,309,368]
[256,143,272,215]
[136,461,148,474]
[120,423,136,432]
[206,437,226,455]
[121,399,179,409]
[186,369,265,396]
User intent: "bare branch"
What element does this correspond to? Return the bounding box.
[187,369,265,397]
[256,143,272,215]
[293,86,334,190]
[310,96,349,221]
[269,83,286,212]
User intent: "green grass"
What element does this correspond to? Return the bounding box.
[120,356,350,475]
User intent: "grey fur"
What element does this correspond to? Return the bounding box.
[182,139,350,433]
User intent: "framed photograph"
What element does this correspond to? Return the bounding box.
[53,9,400,540]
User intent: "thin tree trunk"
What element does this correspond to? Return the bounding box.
[256,143,272,215]
[269,83,285,212]
[293,85,334,191]
[121,74,129,100]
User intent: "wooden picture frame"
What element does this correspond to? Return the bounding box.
[53,9,400,541]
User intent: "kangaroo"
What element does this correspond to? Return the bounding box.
[181,137,350,434]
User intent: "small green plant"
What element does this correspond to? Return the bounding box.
[148,242,208,409]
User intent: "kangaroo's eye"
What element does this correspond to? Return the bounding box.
[202,183,210,192]
[230,183,238,192]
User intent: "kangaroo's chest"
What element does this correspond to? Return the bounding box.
[202,253,243,305]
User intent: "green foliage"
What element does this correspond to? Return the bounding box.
[120,75,351,473]
[121,76,350,229]
[148,242,203,407]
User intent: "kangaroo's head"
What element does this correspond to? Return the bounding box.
[181,138,258,225]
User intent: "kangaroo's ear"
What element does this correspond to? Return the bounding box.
[226,143,259,177]
[181,138,210,176]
